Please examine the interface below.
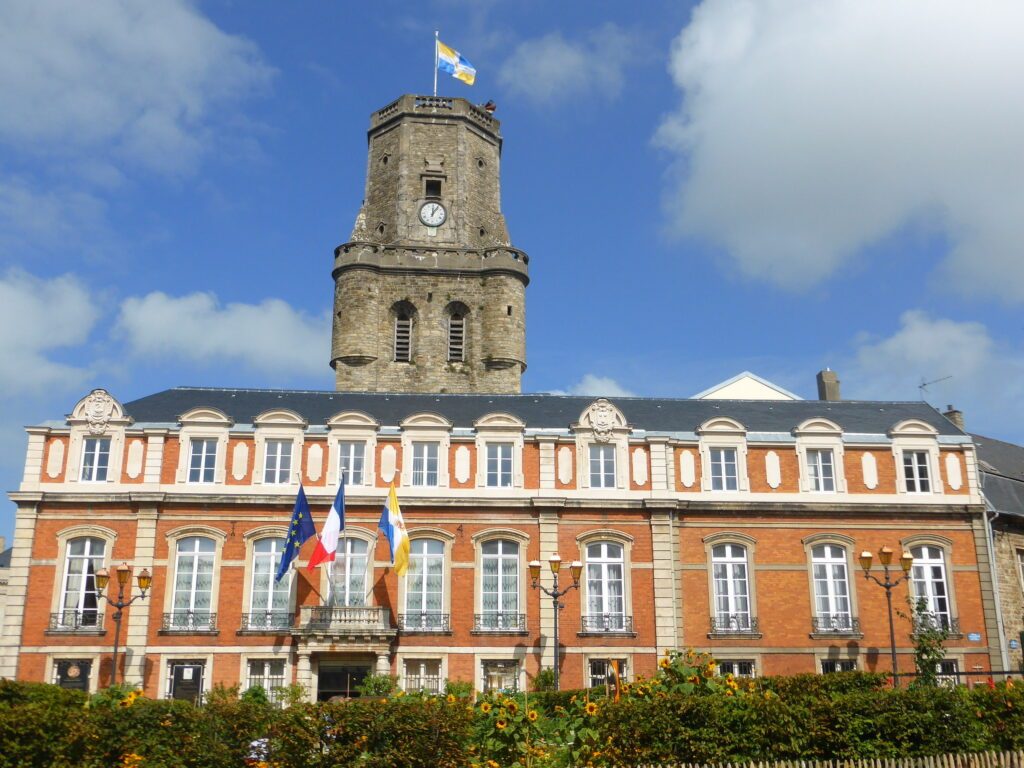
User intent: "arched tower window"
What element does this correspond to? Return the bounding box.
[392,301,416,362]
[446,302,469,363]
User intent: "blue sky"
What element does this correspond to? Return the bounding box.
[2,0,1023,540]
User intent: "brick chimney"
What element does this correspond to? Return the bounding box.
[816,368,841,401]
[943,404,965,431]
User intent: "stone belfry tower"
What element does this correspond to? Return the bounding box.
[330,95,529,393]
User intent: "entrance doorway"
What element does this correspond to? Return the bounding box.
[317,663,371,701]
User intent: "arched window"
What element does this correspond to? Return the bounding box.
[811,544,852,631]
[331,538,369,607]
[170,536,216,630]
[248,538,291,629]
[404,539,445,630]
[480,539,519,629]
[393,302,415,362]
[57,537,105,628]
[910,545,952,629]
[584,541,625,631]
[446,303,468,362]
[711,543,751,631]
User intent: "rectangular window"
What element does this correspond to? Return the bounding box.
[585,541,626,631]
[188,438,217,483]
[717,660,756,678]
[248,538,291,628]
[424,178,442,198]
[404,659,442,694]
[910,545,952,629]
[167,660,206,702]
[263,440,292,484]
[54,659,92,691]
[709,447,739,491]
[821,659,857,674]
[486,442,514,487]
[482,660,519,693]
[247,659,286,705]
[588,658,627,689]
[80,437,111,482]
[711,543,751,631]
[480,539,519,629]
[170,537,216,629]
[337,441,365,485]
[58,537,105,628]
[903,450,931,493]
[937,659,960,687]
[331,538,369,607]
[806,449,835,492]
[589,444,616,488]
[404,539,445,630]
[411,442,439,487]
[811,543,853,631]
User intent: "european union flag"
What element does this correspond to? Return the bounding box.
[275,485,316,582]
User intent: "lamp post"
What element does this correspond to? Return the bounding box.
[529,555,583,691]
[94,562,152,686]
[859,546,914,686]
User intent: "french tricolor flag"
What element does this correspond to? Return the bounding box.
[307,481,344,570]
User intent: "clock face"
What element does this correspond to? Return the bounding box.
[419,202,447,227]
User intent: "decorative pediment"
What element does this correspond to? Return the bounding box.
[253,408,308,428]
[327,410,380,428]
[474,412,525,430]
[67,389,132,434]
[178,407,234,428]
[793,417,843,437]
[574,399,629,443]
[696,416,747,435]
[400,412,453,430]
[888,419,939,438]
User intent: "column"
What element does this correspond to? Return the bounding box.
[376,652,390,674]
[0,501,40,679]
[122,504,160,686]
[296,651,313,702]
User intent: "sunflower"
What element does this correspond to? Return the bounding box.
[658,658,670,669]
[487,761,500,768]
[480,701,493,713]
[527,710,539,722]
[446,693,456,703]
[584,701,599,716]
[505,700,519,714]
[495,718,508,730]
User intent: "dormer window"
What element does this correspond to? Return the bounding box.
[709,448,738,491]
[188,439,217,484]
[806,449,835,492]
[903,450,931,493]
[80,438,111,482]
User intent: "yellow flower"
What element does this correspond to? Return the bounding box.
[527,710,539,722]
[446,693,456,703]
[480,702,493,713]
[487,761,500,768]
[725,689,734,696]
[505,700,518,714]
[496,718,508,730]
[659,658,670,668]
[585,701,599,716]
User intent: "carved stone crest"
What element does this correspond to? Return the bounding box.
[587,399,618,443]
[83,389,116,435]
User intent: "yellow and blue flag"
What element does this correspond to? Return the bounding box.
[437,40,476,85]
[377,484,410,576]
[275,484,316,582]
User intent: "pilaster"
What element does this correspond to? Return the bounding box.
[122,506,159,685]
[537,436,556,490]
[535,501,563,674]
[143,430,167,485]
[20,428,48,490]
[648,504,679,652]
[971,511,1007,670]
[0,502,39,679]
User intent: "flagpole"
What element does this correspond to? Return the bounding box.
[433,30,439,97]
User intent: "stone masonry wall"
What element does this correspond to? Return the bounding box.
[994,524,1024,671]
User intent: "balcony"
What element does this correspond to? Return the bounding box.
[161,612,217,634]
[47,611,104,634]
[708,614,762,639]
[580,614,635,636]
[404,675,442,694]
[239,612,294,634]
[398,612,451,633]
[473,613,527,633]
[811,615,863,638]
[912,613,962,639]
[296,605,393,639]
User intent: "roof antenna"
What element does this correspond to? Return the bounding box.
[918,375,952,400]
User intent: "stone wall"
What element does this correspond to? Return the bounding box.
[994,523,1024,670]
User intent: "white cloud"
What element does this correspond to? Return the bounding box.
[0,270,100,395]
[844,310,1024,439]
[551,373,636,398]
[499,24,635,104]
[116,291,330,377]
[657,0,1024,300]
[0,0,273,175]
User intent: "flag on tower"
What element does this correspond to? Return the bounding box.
[308,481,345,570]
[436,39,476,85]
[275,485,316,582]
[377,484,410,576]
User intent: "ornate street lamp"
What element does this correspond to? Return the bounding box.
[529,554,583,691]
[859,546,914,686]
[94,562,152,686]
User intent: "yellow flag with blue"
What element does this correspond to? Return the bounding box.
[377,484,410,576]
[437,39,476,86]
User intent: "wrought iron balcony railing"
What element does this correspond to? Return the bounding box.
[580,614,634,633]
[48,610,103,631]
[709,614,760,634]
[298,605,392,634]
[474,612,526,632]
[161,611,217,632]
[404,675,442,694]
[912,613,962,636]
[241,612,294,631]
[397,612,450,632]
[811,615,861,634]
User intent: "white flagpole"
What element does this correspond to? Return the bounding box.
[433,30,439,97]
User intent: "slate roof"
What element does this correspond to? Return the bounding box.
[120,387,964,436]
[972,432,1024,518]
[0,548,11,569]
